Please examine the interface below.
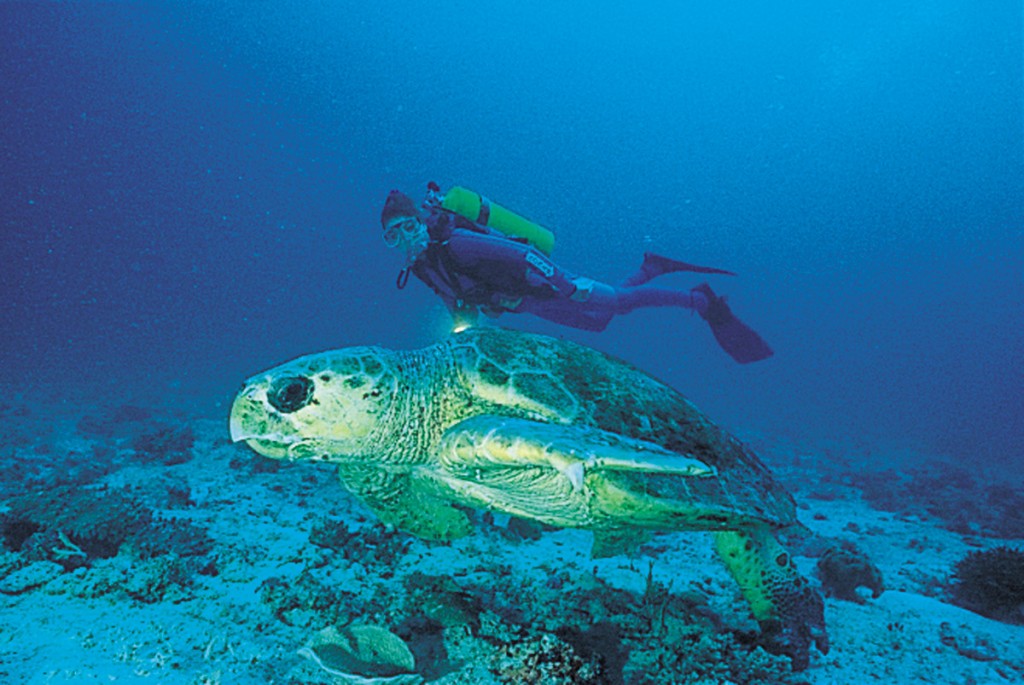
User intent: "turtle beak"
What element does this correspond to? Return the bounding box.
[228,413,248,443]
[228,386,295,459]
[229,385,261,443]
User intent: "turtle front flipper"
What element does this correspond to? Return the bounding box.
[431,415,715,530]
[714,528,829,670]
[334,464,474,541]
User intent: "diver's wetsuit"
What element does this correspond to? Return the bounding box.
[407,208,705,332]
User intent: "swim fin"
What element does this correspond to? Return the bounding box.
[691,283,774,364]
[622,252,735,287]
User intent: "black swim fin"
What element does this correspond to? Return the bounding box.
[643,251,736,276]
[621,252,735,287]
[692,283,774,364]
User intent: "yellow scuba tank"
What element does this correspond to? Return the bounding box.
[441,186,555,255]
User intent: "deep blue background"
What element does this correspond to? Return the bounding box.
[2,2,1021,465]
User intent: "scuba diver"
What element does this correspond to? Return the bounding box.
[380,183,774,364]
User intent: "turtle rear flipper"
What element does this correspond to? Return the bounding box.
[715,529,829,671]
[335,465,474,541]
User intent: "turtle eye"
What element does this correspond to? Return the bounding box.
[268,376,314,414]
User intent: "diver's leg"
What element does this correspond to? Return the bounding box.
[589,283,774,363]
[514,297,614,332]
[588,283,706,315]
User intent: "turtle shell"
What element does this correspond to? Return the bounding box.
[448,328,796,528]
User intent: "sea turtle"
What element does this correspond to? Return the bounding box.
[230,327,828,669]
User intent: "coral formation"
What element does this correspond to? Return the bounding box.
[76,405,196,466]
[850,463,1024,538]
[259,571,363,627]
[0,560,63,595]
[816,541,885,604]
[131,424,195,465]
[132,517,214,560]
[1,486,152,565]
[556,621,629,684]
[0,484,214,588]
[0,406,112,497]
[626,623,794,685]
[76,404,153,438]
[0,405,205,499]
[260,531,801,683]
[298,624,422,683]
[309,518,412,569]
[505,516,547,541]
[121,557,199,604]
[395,564,797,684]
[948,546,1024,624]
[0,403,34,458]
[404,572,483,635]
[493,633,605,684]
[392,614,458,683]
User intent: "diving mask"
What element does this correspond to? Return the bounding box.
[382,217,429,255]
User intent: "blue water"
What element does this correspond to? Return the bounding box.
[2,1,1021,466]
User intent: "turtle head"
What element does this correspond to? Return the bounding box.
[229,348,398,463]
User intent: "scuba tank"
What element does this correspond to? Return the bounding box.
[441,186,555,255]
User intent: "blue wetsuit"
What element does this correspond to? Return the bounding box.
[407,208,703,332]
